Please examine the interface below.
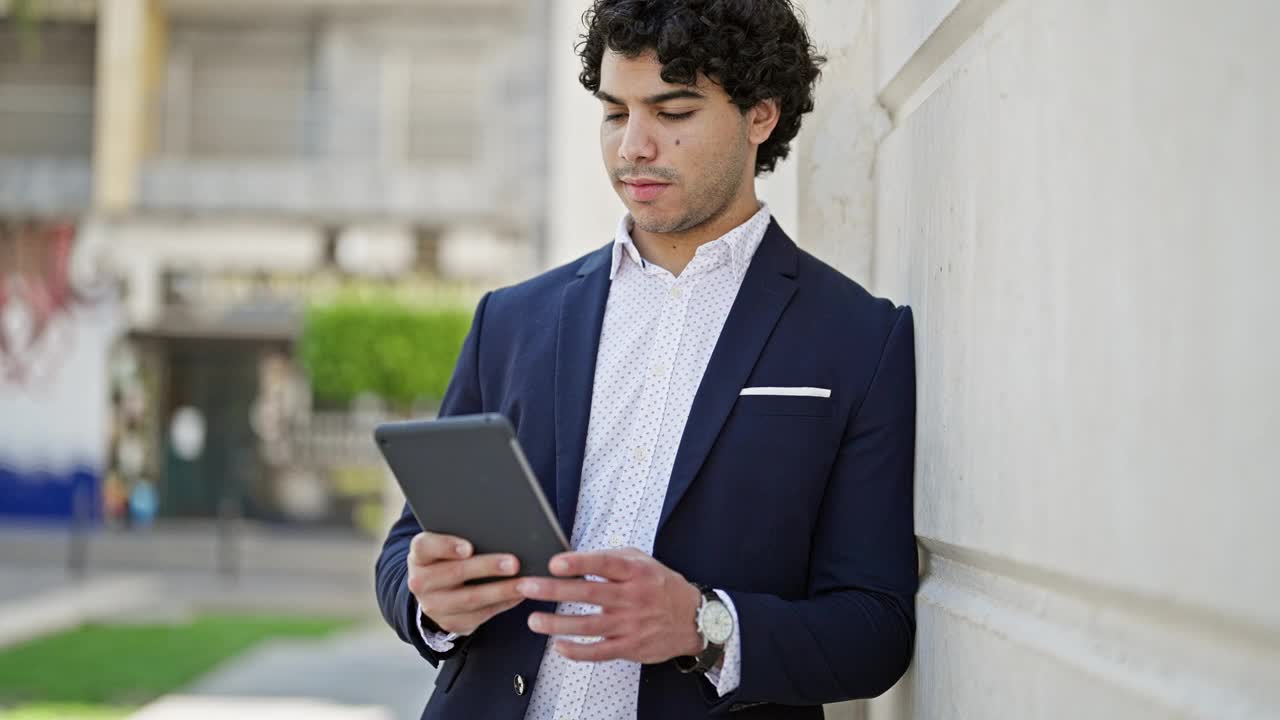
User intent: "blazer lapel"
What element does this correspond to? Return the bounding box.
[553,245,612,539]
[658,220,799,532]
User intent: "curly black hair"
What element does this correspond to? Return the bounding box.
[577,0,825,176]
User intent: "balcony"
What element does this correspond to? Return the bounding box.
[0,157,93,215]
[0,20,95,216]
[139,160,507,223]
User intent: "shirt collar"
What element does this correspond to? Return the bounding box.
[609,203,772,280]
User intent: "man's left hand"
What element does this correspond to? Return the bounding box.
[516,548,704,664]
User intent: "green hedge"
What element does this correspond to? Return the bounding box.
[300,301,473,411]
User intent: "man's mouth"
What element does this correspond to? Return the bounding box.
[621,179,670,202]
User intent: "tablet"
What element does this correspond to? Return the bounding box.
[374,413,570,581]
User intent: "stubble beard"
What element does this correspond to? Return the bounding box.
[629,129,750,237]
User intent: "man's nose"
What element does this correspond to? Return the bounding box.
[618,117,657,164]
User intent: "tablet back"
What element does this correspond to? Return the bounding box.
[375,414,569,580]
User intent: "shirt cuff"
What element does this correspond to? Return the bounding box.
[416,602,462,653]
[701,589,741,696]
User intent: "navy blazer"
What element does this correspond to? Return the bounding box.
[375,220,917,719]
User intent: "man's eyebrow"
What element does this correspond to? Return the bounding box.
[594,89,706,105]
[643,89,706,104]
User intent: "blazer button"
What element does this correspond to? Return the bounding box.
[513,673,526,696]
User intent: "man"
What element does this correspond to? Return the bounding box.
[374,1,917,717]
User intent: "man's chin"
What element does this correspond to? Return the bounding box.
[632,217,683,235]
[628,207,687,235]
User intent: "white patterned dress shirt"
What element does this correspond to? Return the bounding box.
[421,203,773,720]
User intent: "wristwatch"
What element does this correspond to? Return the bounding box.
[674,583,734,674]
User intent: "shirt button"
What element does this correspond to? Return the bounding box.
[633,447,648,462]
[609,535,624,548]
[670,286,682,299]
[513,673,526,696]
[651,363,666,377]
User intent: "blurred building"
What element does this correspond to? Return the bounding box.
[0,0,549,525]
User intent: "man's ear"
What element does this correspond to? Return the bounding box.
[746,98,782,146]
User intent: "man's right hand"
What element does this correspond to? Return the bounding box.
[406,531,524,636]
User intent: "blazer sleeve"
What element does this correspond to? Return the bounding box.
[707,305,918,711]
[373,291,492,666]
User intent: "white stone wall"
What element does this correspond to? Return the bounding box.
[797,0,1279,718]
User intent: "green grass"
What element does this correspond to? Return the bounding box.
[0,702,132,720]
[0,614,353,714]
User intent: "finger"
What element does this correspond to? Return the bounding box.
[417,553,519,593]
[526,611,614,638]
[516,577,623,606]
[409,532,473,566]
[553,637,632,663]
[549,551,636,580]
[437,596,524,635]
[422,577,524,616]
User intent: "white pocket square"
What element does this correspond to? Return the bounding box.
[739,386,831,398]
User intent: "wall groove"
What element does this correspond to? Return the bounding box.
[917,538,1280,718]
[878,0,1013,125]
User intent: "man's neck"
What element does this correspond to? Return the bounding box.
[631,191,761,277]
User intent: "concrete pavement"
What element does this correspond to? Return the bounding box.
[0,523,383,625]
[131,697,395,720]
[0,567,160,649]
[130,625,436,720]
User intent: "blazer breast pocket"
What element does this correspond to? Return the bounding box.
[734,389,832,417]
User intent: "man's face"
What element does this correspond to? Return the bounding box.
[596,50,752,236]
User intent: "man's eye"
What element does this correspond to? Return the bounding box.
[604,113,628,123]
[659,111,695,121]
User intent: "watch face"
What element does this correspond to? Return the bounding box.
[701,601,734,645]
